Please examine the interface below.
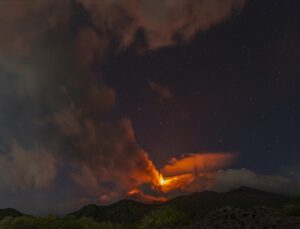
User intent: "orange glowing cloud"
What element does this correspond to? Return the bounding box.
[132,152,236,197]
[162,153,235,177]
[127,188,167,203]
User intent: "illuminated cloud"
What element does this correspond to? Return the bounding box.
[0,0,246,61]
[127,188,167,203]
[0,142,57,191]
[162,153,235,176]
[212,168,298,194]
[80,0,246,50]
[65,119,163,203]
[179,168,300,196]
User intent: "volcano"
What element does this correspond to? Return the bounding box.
[68,187,300,223]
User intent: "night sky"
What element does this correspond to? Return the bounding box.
[105,0,300,174]
[0,0,299,215]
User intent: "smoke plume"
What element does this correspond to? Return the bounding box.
[0,0,246,209]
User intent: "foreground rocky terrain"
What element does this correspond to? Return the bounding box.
[180,207,300,229]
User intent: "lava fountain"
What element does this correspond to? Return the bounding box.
[128,152,235,202]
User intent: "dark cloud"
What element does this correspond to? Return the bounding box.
[60,117,161,203]
[0,0,247,213]
[80,0,246,50]
[148,80,174,101]
[0,142,56,191]
[0,1,69,59]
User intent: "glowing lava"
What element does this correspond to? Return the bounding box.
[127,153,235,202]
[127,188,140,196]
[159,174,177,186]
[157,173,195,192]
[127,172,194,202]
[153,153,234,193]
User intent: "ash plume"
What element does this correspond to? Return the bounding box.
[0,0,246,210]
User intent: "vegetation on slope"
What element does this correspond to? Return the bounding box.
[1,187,300,228]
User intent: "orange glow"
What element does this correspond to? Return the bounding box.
[127,188,167,203]
[148,153,235,193]
[157,173,195,192]
[128,152,235,202]
[162,153,235,177]
[127,188,140,196]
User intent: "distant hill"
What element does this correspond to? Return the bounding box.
[68,187,300,223]
[0,208,25,220]
[69,199,155,223]
[165,187,300,220]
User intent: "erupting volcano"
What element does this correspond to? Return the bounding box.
[157,173,195,193]
[127,153,235,202]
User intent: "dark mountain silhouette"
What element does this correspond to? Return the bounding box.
[1,188,299,228]
[0,208,25,220]
[165,187,300,220]
[227,186,282,196]
[69,199,155,223]
[68,187,300,223]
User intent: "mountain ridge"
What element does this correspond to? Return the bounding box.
[67,187,300,223]
[1,187,300,223]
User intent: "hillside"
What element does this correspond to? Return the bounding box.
[165,187,300,220]
[69,199,155,224]
[68,187,300,223]
[1,187,300,228]
[0,208,25,220]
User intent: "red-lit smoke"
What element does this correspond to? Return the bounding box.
[127,153,235,201]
